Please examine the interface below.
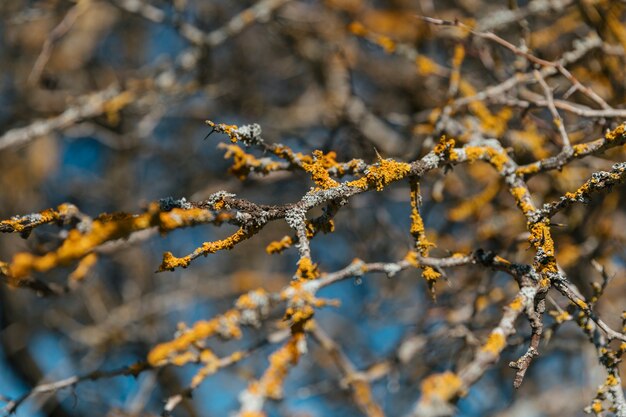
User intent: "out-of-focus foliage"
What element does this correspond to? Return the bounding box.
[0,1,625,416]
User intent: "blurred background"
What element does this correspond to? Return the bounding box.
[0,0,625,416]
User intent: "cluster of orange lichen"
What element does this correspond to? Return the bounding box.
[265,236,293,254]
[255,332,306,399]
[220,143,282,180]
[407,180,441,287]
[301,150,343,189]
[346,156,411,191]
[480,330,507,355]
[158,227,252,272]
[5,203,226,284]
[206,120,240,142]
[148,288,271,367]
[148,308,242,366]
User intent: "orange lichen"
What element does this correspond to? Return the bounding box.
[448,181,500,221]
[103,91,134,126]
[605,123,625,142]
[515,163,540,176]
[0,207,60,233]
[510,187,534,215]
[415,55,441,76]
[351,379,384,417]
[422,266,441,282]
[190,349,220,388]
[404,250,419,267]
[463,146,509,171]
[433,135,457,161]
[257,333,305,399]
[235,288,268,310]
[220,143,281,180]
[295,257,319,280]
[348,21,367,36]
[510,126,550,160]
[206,120,239,142]
[590,400,603,414]
[459,80,512,137]
[266,236,293,254]
[347,157,410,191]
[68,253,97,283]
[347,20,396,53]
[508,296,524,312]
[528,221,555,257]
[550,310,572,323]
[301,150,341,189]
[158,207,218,232]
[575,299,588,310]
[4,202,230,283]
[481,330,506,355]
[159,227,251,272]
[148,309,242,366]
[419,371,463,403]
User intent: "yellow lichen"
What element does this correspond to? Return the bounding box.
[301,150,341,189]
[159,227,251,272]
[295,257,319,280]
[481,330,506,355]
[419,371,464,403]
[206,120,239,142]
[422,266,441,282]
[235,288,268,310]
[605,374,618,386]
[190,349,220,388]
[416,55,440,76]
[258,333,305,399]
[550,310,572,323]
[147,310,242,366]
[220,143,281,180]
[348,21,367,36]
[347,157,411,191]
[510,187,534,215]
[266,236,293,254]
[463,146,509,171]
[68,253,98,283]
[459,80,512,137]
[448,181,500,221]
[508,296,524,312]
[591,400,603,414]
[103,91,134,126]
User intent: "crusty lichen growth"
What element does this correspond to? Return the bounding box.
[266,236,293,254]
[463,146,510,171]
[206,120,239,142]
[295,257,319,281]
[433,135,457,161]
[510,186,534,215]
[301,150,341,189]
[220,143,282,180]
[347,156,411,191]
[159,227,251,272]
[3,203,227,284]
[528,220,557,278]
[408,180,441,288]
